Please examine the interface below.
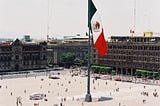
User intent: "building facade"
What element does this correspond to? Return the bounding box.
[47,37,88,66]
[92,36,160,75]
[0,39,47,72]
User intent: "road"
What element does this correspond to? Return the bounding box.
[0,68,70,80]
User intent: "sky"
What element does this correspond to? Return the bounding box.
[0,0,160,40]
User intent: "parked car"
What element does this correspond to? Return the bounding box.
[29,93,45,100]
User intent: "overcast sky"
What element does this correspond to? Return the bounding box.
[0,0,160,39]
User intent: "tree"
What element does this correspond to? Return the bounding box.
[153,72,159,79]
[74,58,82,65]
[81,53,88,65]
[136,69,159,79]
[91,65,112,74]
[61,52,75,67]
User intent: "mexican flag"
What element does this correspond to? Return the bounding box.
[88,0,108,57]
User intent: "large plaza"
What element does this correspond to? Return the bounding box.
[0,69,160,106]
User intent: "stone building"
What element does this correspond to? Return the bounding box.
[92,36,160,75]
[0,39,47,72]
[47,37,88,66]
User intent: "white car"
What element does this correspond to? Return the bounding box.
[29,93,45,100]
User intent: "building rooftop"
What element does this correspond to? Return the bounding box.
[109,36,160,43]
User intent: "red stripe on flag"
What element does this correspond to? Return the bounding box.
[94,29,108,57]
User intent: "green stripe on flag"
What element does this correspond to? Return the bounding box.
[88,0,97,30]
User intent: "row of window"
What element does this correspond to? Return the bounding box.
[23,54,40,60]
[0,62,10,66]
[23,61,39,65]
[56,46,88,52]
[0,61,41,67]
[0,54,46,61]
[0,46,43,53]
[0,55,11,61]
[109,50,160,56]
[105,55,160,63]
[0,47,12,52]
[109,45,160,50]
[23,46,41,51]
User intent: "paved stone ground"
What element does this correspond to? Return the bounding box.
[0,69,160,106]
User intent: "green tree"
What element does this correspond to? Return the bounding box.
[153,72,159,79]
[91,65,111,74]
[74,58,82,65]
[61,52,75,67]
[82,53,88,65]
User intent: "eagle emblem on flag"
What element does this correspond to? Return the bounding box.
[92,21,100,32]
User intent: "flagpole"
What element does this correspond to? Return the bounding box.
[85,30,92,102]
[85,0,92,102]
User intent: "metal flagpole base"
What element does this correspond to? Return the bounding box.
[85,93,92,102]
